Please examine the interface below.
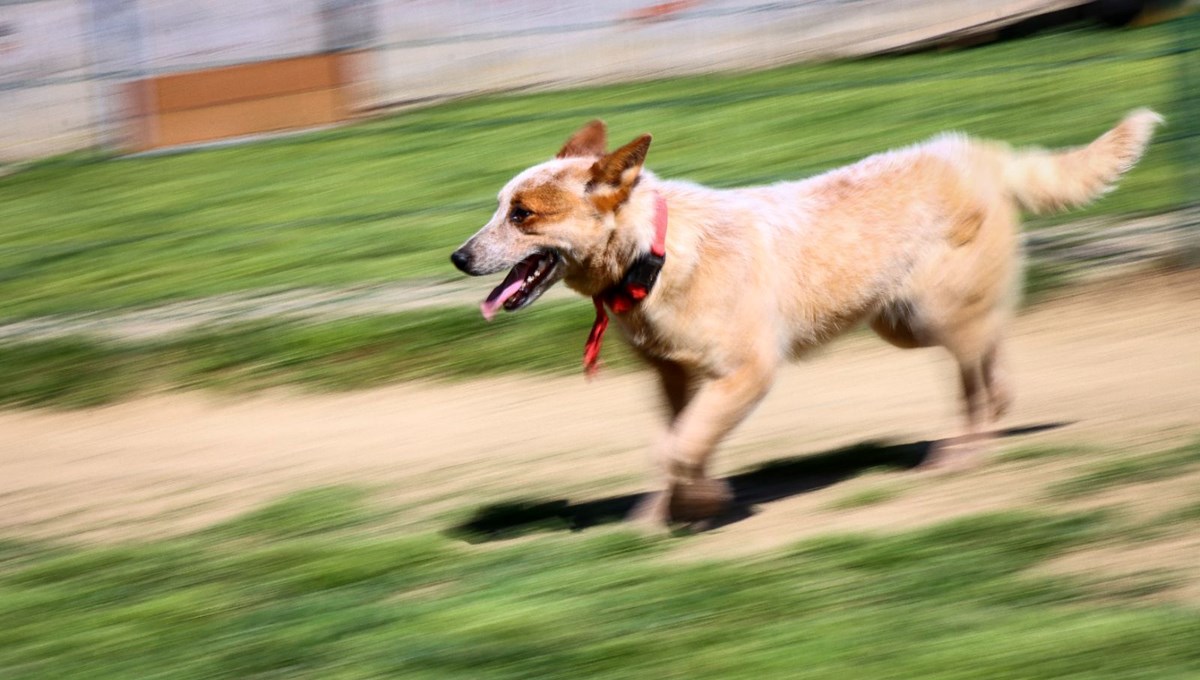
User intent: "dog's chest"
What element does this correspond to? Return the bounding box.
[611,308,706,366]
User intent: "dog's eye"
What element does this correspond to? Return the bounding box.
[508,206,532,225]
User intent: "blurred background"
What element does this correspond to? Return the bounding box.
[1,1,1199,678]
[3,0,1198,162]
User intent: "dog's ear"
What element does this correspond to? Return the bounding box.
[587,134,652,211]
[557,120,607,158]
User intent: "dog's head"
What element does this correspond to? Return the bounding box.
[451,120,653,319]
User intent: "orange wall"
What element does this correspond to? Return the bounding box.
[126,53,360,150]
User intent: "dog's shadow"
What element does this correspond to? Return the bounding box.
[447,423,1068,543]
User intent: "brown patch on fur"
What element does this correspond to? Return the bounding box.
[589,183,634,214]
[557,120,608,159]
[510,178,576,231]
[870,313,926,349]
[826,176,860,200]
[948,207,985,246]
[945,182,986,247]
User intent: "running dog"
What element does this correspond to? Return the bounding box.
[451,110,1161,526]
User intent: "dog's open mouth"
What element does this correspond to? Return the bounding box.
[480,251,563,321]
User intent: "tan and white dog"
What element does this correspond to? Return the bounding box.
[451,110,1161,525]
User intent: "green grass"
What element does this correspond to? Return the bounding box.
[2,489,1198,679]
[211,486,378,540]
[1124,498,1200,543]
[1049,438,1200,498]
[1164,501,1200,524]
[826,470,907,510]
[0,22,1194,320]
[0,303,640,408]
[997,443,1099,464]
[828,484,905,510]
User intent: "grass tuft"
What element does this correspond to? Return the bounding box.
[826,472,907,510]
[1049,438,1200,498]
[212,486,376,539]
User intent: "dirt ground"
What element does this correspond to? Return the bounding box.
[2,270,1198,593]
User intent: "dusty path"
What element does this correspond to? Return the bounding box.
[1,270,1198,565]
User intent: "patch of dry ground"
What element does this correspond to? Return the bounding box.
[1,270,1198,594]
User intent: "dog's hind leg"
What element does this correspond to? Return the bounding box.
[922,352,989,472]
[981,339,1013,421]
[871,297,1001,469]
[924,317,1015,471]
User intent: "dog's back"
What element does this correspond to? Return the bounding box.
[706,109,1164,353]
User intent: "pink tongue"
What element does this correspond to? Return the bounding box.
[480,279,525,321]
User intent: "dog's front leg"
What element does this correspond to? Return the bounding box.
[634,357,777,527]
[648,358,696,422]
[626,359,695,529]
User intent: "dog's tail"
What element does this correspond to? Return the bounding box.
[999,108,1162,215]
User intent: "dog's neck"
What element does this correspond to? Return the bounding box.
[578,185,668,376]
[564,175,664,297]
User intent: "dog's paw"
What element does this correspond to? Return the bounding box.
[667,477,734,523]
[988,386,1014,421]
[920,437,987,474]
[626,491,672,534]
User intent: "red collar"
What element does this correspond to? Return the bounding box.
[584,192,668,376]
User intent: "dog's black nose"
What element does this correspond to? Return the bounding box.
[450,249,472,274]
